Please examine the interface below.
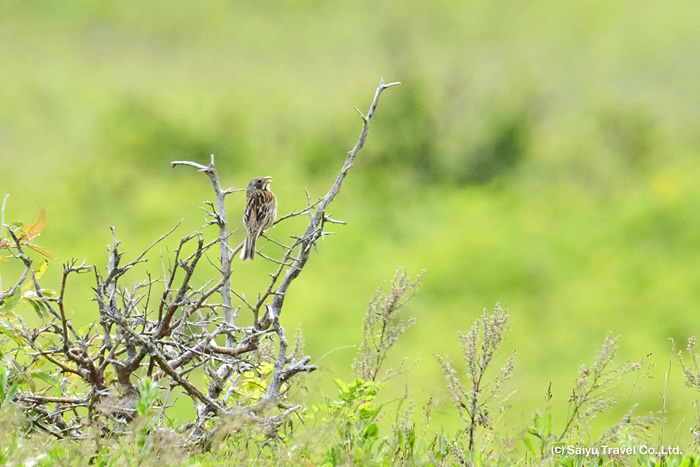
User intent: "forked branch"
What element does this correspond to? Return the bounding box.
[260,78,400,328]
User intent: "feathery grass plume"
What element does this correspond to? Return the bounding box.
[434,303,516,456]
[291,327,306,363]
[352,268,424,383]
[527,336,651,464]
[680,336,700,448]
[558,333,643,444]
[681,336,700,392]
[597,404,661,450]
[387,385,418,464]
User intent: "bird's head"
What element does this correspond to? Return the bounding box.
[248,176,273,191]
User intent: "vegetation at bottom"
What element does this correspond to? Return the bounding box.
[1,209,700,464]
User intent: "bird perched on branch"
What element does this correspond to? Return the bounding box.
[241,176,277,261]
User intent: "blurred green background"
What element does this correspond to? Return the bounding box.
[2,0,699,448]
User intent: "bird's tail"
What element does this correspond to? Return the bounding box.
[240,234,256,261]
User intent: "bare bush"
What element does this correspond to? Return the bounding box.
[0,79,400,449]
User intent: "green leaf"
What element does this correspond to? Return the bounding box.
[33,370,57,387]
[363,423,378,439]
[0,291,21,313]
[4,356,22,374]
[0,320,23,345]
[4,382,18,406]
[34,258,49,279]
[523,438,536,456]
[0,368,8,399]
[533,412,542,430]
[334,378,349,393]
[27,297,48,319]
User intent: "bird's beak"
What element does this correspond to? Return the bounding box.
[264,176,273,183]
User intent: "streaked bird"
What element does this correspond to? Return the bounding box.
[240,176,277,261]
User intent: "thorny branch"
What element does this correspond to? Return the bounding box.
[258,78,401,328]
[0,228,33,307]
[249,78,398,411]
[171,156,238,346]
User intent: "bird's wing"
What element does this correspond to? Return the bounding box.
[243,194,259,228]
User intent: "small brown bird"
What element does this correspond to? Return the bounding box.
[241,176,277,261]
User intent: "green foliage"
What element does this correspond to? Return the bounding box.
[322,378,385,465]
[136,377,160,418]
[524,409,555,459]
[133,377,162,462]
[457,106,530,185]
[0,367,18,409]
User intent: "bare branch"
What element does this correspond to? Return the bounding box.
[173,154,236,347]
[256,312,317,408]
[0,228,32,306]
[0,193,9,238]
[262,78,399,327]
[58,261,91,351]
